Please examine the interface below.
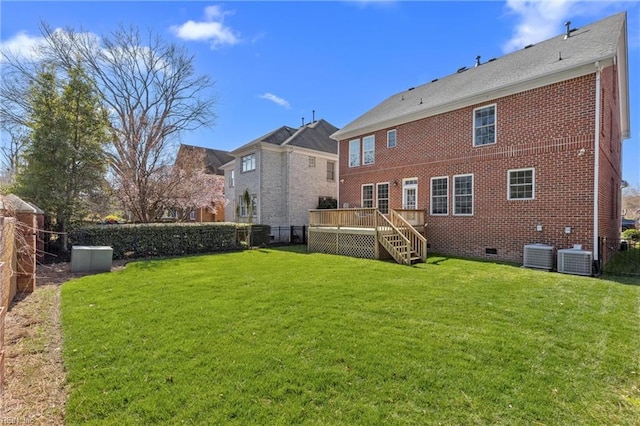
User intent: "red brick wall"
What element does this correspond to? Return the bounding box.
[597,65,623,246]
[338,71,622,263]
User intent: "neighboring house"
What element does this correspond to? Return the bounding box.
[173,144,233,222]
[221,119,338,242]
[330,12,630,268]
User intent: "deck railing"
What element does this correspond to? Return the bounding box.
[308,208,428,265]
[309,208,378,229]
[394,209,425,227]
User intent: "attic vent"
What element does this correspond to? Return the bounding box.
[407,87,415,91]
[487,58,497,62]
[431,78,438,82]
[524,44,534,49]
[457,66,467,73]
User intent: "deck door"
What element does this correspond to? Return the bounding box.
[402,178,418,209]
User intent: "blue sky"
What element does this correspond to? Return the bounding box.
[1,1,639,186]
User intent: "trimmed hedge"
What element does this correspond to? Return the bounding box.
[236,224,272,247]
[70,223,243,260]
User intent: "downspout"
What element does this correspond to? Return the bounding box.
[257,148,262,224]
[287,148,293,229]
[593,61,602,270]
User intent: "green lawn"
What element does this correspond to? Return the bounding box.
[62,247,640,424]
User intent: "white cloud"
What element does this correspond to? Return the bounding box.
[259,93,290,109]
[501,0,626,53]
[502,0,574,53]
[0,31,46,62]
[170,5,239,49]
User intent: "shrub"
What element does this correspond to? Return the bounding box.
[70,223,240,259]
[622,228,640,242]
[236,224,271,247]
[317,197,337,209]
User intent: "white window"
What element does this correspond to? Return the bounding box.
[241,153,256,172]
[377,183,389,214]
[453,174,473,215]
[387,129,397,148]
[473,105,496,146]
[326,161,335,181]
[402,178,418,210]
[362,184,374,208]
[349,139,360,167]
[363,135,375,165]
[508,168,535,200]
[189,210,196,221]
[430,176,448,215]
[229,170,235,188]
[308,156,316,168]
[239,194,257,217]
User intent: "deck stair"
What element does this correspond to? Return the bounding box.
[375,210,427,265]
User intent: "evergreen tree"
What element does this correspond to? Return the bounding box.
[16,63,109,250]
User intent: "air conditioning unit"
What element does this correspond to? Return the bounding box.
[557,249,592,276]
[523,244,554,270]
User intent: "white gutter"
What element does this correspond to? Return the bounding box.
[593,61,602,262]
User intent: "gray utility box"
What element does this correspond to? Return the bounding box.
[71,246,113,273]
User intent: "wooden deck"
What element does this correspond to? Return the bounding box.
[308,209,427,265]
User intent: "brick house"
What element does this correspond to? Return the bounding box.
[173,144,233,222]
[221,119,338,242]
[330,13,630,269]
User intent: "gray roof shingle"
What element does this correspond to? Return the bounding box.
[233,119,339,154]
[333,12,627,141]
[177,144,233,176]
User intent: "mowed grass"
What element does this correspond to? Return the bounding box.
[62,247,640,424]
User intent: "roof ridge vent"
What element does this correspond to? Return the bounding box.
[524,43,534,49]
[457,66,467,73]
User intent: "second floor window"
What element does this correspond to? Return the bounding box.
[387,129,396,148]
[363,135,375,165]
[242,154,256,172]
[473,105,496,146]
[349,139,360,167]
[229,170,235,187]
[326,161,335,181]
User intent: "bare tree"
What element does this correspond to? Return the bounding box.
[0,44,43,184]
[0,122,28,184]
[40,24,217,222]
